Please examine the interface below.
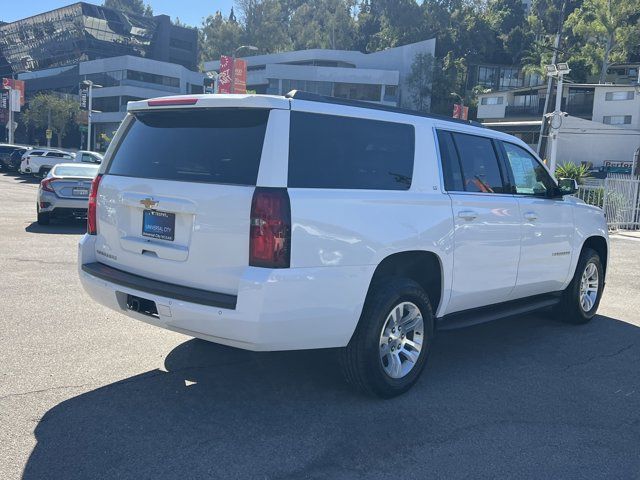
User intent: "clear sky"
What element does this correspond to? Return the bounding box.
[2,0,235,27]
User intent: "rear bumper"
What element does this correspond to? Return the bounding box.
[78,234,373,351]
[39,190,89,213]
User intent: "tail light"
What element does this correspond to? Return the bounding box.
[41,178,56,192]
[25,157,30,165]
[249,187,291,268]
[87,174,103,235]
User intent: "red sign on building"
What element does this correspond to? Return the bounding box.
[217,56,248,94]
[452,103,469,120]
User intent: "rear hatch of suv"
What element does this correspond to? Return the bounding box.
[94,98,284,296]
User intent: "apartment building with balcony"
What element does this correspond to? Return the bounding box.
[477,83,640,168]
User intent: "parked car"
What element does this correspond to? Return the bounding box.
[78,92,609,397]
[76,150,104,164]
[5,147,32,171]
[37,163,100,225]
[19,149,76,177]
[0,144,31,170]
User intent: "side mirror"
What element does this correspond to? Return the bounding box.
[557,178,578,196]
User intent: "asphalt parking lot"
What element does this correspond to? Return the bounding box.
[1,170,639,479]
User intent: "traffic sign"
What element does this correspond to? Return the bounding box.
[46,129,52,140]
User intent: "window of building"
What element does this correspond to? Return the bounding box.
[281,79,332,96]
[384,85,398,101]
[481,96,504,105]
[169,37,192,51]
[499,67,520,89]
[502,142,555,196]
[288,112,415,190]
[125,70,180,88]
[450,132,506,194]
[605,91,634,101]
[85,70,125,87]
[477,66,498,88]
[92,96,120,112]
[513,94,538,108]
[603,115,632,125]
[333,82,382,102]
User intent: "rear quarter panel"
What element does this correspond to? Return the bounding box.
[285,116,455,317]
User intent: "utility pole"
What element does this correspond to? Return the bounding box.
[537,0,567,156]
[546,62,571,173]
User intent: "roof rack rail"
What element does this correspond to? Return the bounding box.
[284,90,484,128]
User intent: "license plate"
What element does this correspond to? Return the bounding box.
[73,187,89,196]
[142,210,175,241]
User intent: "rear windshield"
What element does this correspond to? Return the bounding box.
[107,109,270,185]
[54,165,99,177]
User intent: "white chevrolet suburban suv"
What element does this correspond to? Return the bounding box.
[78,91,609,397]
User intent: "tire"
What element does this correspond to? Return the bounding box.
[555,248,604,324]
[341,278,434,398]
[39,168,51,178]
[37,205,50,226]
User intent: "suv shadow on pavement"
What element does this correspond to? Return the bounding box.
[23,314,640,479]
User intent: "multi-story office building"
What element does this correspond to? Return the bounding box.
[0,2,198,75]
[203,39,436,110]
[16,55,203,149]
[0,2,201,148]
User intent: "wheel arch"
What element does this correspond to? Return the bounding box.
[581,235,608,273]
[366,250,444,315]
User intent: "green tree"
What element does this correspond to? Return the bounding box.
[22,94,79,148]
[237,0,292,53]
[200,11,244,62]
[567,0,640,83]
[486,0,530,63]
[406,52,435,112]
[289,0,356,50]
[103,0,153,16]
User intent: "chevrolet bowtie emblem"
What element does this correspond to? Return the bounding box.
[140,197,158,209]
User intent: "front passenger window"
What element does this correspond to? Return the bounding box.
[503,142,556,196]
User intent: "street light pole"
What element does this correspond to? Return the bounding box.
[7,86,14,144]
[87,81,93,151]
[82,80,102,151]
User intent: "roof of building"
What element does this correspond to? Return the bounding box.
[478,82,639,97]
[203,39,436,71]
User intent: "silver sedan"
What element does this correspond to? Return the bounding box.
[37,163,100,225]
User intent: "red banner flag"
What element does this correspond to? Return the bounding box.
[217,56,248,94]
[452,103,469,120]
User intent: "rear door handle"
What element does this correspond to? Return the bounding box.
[458,210,478,221]
[523,211,538,221]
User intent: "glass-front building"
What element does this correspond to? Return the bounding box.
[0,2,197,76]
[470,64,543,92]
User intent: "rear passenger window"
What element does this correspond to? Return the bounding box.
[436,130,464,191]
[451,132,506,194]
[107,109,269,185]
[288,112,415,190]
